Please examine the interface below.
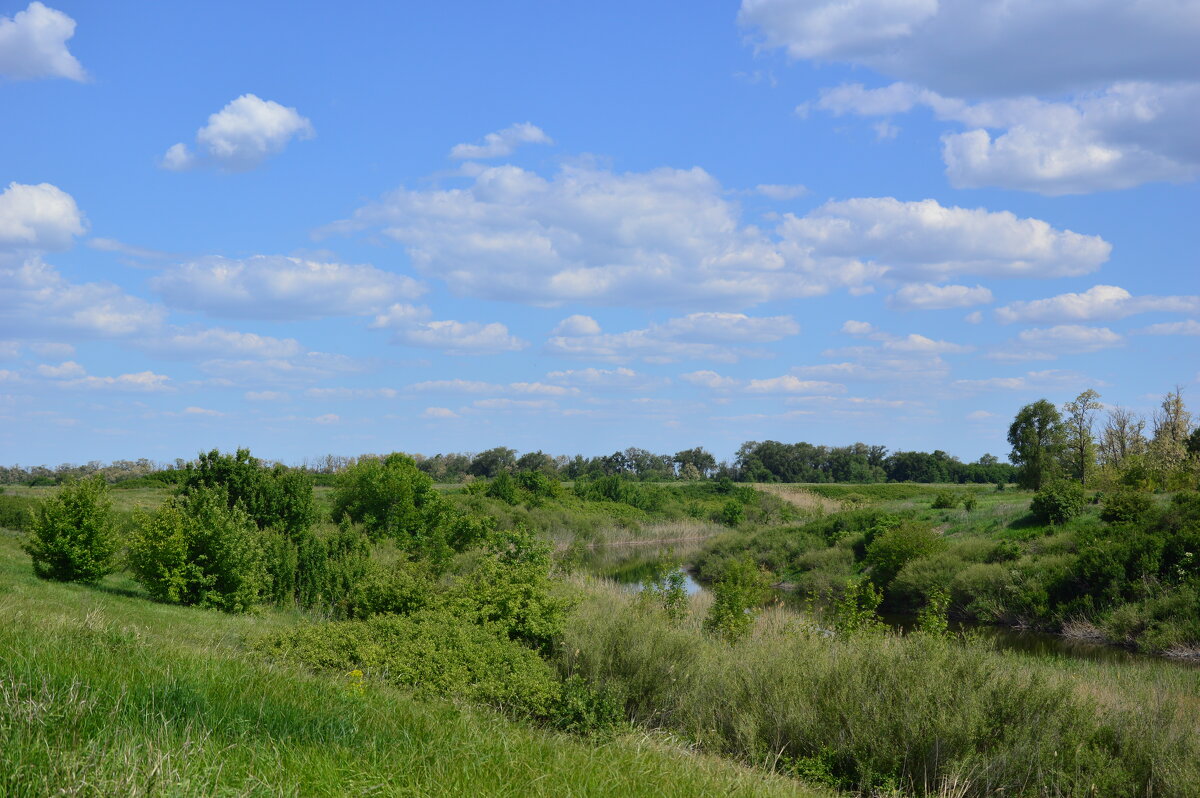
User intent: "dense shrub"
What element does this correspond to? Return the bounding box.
[181,449,315,537]
[1101,489,1153,525]
[22,477,119,583]
[863,521,945,590]
[127,487,266,612]
[1030,480,1086,525]
[931,491,958,509]
[703,557,770,642]
[0,494,40,531]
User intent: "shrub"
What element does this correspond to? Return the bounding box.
[1030,480,1086,525]
[22,477,119,583]
[127,487,266,612]
[0,494,40,531]
[181,448,315,537]
[719,499,744,527]
[703,556,770,643]
[864,521,945,590]
[931,491,958,509]
[962,496,977,512]
[1100,490,1153,525]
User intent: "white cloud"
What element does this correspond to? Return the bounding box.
[410,379,498,393]
[312,413,339,425]
[681,370,740,389]
[144,327,304,359]
[546,311,799,363]
[755,183,808,200]
[955,369,1101,392]
[740,0,1199,97]
[199,352,369,387]
[88,237,170,261]
[245,390,287,401]
[0,182,85,251]
[745,375,846,394]
[152,256,424,320]
[182,406,223,417]
[1016,325,1124,353]
[332,162,1105,305]
[967,410,997,420]
[841,320,875,335]
[888,283,992,310]
[0,2,85,81]
[162,94,314,171]
[29,341,73,358]
[1139,320,1200,336]
[421,406,460,419]
[62,370,173,392]
[545,366,664,391]
[0,257,165,339]
[996,285,1200,323]
[472,398,555,411]
[389,320,527,355]
[449,122,553,159]
[34,360,84,378]
[782,197,1109,279]
[305,387,399,400]
[551,314,602,336]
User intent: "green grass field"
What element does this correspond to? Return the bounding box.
[0,526,823,797]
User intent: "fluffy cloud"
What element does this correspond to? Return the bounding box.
[545,367,664,391]
[996,285,1200,323]
[407,378,576,396]
[551,314,602,336]
[746,375,845,394]
[143,327,303,359]
[60,370,173,392]
[388,320,527,355]
[449,122,553,159]
[162,94,314,171]
[0,182,86,251]
[1139,320,1200,336]
[955,369,1101,392]
[305,387,399,400]
[750,2,1200,193]
[1016,325,1124,353]
[199,352,369,387]
[888,283,992,310]
[152,256,424,320]
[755,183,808,200]
[0,257,165,339]
[741,0,1198,98]
[0,2,85,81]
[34,360,84,378]
[421,406,460,419]
[546,312,799,363]
[680,370,740,389]
[329,162,1104,307]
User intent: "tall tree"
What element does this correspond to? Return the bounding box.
[1098,407,1147,469]
[1061,389,1102,485]
[1007,399,1065,490]
[1148,387,1193,489]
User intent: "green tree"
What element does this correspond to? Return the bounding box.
[1062,389,1102,485]
[23,476,119,583]
[469,447,517,478]
[703,557,769,643]
[1007,399,1065,490]
[181,448,315,537]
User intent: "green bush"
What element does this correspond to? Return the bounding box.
[703,556,770,642]
[1030,480,1086,525]
[0,494,40,531]
[864,521,945,590]
[181,448,315,537]
[127,487,266,612]
[718,499,744,527]
[1100,490,1153,525]
[931,491,958,509]
[22,477,119,583]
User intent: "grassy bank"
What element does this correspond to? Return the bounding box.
[0,528,823,797]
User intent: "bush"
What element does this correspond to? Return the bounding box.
[22,477,119,583]
[931,491,958,509]
[127,487,266,612]
[864,521,945,590]
[0,494,40,531]
[181,449,315,537]
[1100,490,1153,525]
[1030,481,1086,525]
[703,556,770,642]
[719,499,744,527]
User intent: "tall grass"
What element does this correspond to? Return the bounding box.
[560,578,1200,797]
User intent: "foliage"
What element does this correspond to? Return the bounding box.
[0,493,40,531]
[1030,480,1086,525]
[1100,489,1153,525]
[833,576,884,634]
[180,448,315,537]
[719,499,744,526]
[703,556,770,642]
[863,520,945,589]
[931,491,958,509]
[127,487,266,612]
[915,586,951,637]
[639,555,690,622]
[1008,399,1066,490]
[22,476,119,583]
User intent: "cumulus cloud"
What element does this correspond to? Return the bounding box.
[34,360,84,378]
[1138,320,1200,336]
[0,182,86,251]
[143,327,303,359]
[449,122,553,159]
[740,0,1198,98]
[681,370,740,389]
[152,256,424,320]
[162,94,314,171]
[996,285,1200,323]
[546,312,799,363]
[747,2,1200,193]
[0,257,165,339]
[755,183,808,200]
[551,314,602,336]
[545,366,664,391]
[888,283,992,310]
[1015,325,1124,354]
[387,320,527,355]
[955,369,1102,392]
[328,162,1104,307]
[305,387,398,400]
[0,2,85,81]
[407,378,576,397]
[746,375,846,394]
[421,407,460,419]
[199,352,369,387]
[841,320,875,335]
[60,370,172,392]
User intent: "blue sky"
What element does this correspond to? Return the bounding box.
[1,0,1197,467]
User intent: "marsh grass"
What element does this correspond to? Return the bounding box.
[561,578,1200,797]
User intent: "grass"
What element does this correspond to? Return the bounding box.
[0,527,824,797]
[562,577,1200,797]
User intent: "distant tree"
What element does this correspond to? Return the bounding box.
[468,447,517,478]
[1148,387,1193,489]
[1008,399,1065,490]
[1098,407,1147,470]
[515,450,557,475]
[674,447,717,478]
[1061,389,1102,485]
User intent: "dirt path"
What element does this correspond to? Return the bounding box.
[752,483,843,514]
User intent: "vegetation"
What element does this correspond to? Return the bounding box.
[22,476,119,583]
